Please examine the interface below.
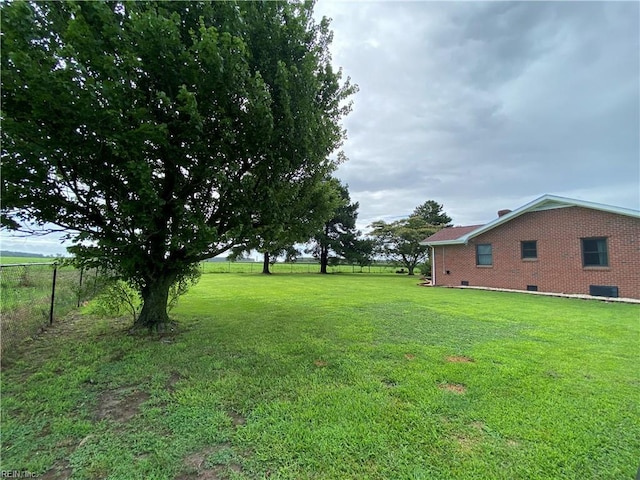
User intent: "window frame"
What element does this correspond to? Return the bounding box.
[581,237,609,267]
[521,240,537,260]
[476,243,493,266]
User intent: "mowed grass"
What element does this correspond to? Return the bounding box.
[1,273,638,479]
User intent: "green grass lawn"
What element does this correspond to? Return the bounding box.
[1,273,638,479]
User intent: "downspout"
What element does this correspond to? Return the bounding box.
[442,246,446,276]
[431,246,436,286]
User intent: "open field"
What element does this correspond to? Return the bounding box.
[0,256,60,265]
[1,273,638,479]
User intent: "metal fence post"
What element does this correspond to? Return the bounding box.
[49,263,58,324]
[77,267,84,307]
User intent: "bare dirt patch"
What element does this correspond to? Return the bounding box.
[228,410,246,427]
[167,371,183,391]
[453,434,478,453]
[470,421,486,431]
[95,387,150,422]
[438,383,466,394]
[381,378,398,388]
[404,353,415,360]
[446,355,474,363]
[184,446,218,471]
[450,422,487,453]
[179,444,242,480]
[174,469,225,480]
[313,360,328,367]
[40,460,73,479]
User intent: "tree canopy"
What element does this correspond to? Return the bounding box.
[229,178,338,274]
[307,178,367,274]
[412,200,452,227]
[369,200,451,275]
[1,1,356,329]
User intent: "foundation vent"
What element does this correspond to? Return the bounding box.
[589,285,619,298]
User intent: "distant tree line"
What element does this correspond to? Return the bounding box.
[1,250,47,258]
[230,193,452,277]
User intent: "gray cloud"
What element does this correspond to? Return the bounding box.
[316,0,639,230]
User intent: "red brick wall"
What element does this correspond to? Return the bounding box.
[431,207,640,299]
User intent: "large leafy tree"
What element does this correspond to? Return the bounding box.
[412,200,452,227]
[307,178,364,274]
[370,200,451,275]
[369,217,436,276]
[1,1,356,329]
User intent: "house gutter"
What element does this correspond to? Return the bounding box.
[421,238,467,247]
[430,246,436,286]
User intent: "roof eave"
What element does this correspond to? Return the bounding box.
[420,239,467,246]
[420,194,639,246]
[463,194,640,243]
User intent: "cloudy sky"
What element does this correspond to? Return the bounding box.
[2,1,638,256]
[314,0,639,229]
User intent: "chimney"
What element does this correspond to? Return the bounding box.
[498,209,512,217]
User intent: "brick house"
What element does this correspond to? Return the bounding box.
[420,195,640,299]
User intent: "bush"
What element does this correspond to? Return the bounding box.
[417,259,432,278]
[87,280,141,322]
[87,267,201,322]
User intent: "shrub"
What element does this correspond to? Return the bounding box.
[87,267,200,322]
[88,280,141,322]
[417,259,432,278]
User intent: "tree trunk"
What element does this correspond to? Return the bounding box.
[262,252,271,274]
[135,275,174,331]
[320,245,328,274]
[407,266,415,275]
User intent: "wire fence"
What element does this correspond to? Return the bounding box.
[200,261,423,275]
[0,262,102,356]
